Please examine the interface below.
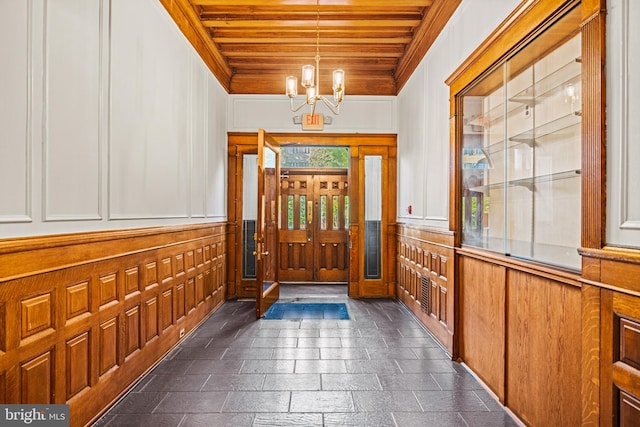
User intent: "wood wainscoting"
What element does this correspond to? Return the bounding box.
[458,248,582,427]
[581,248,640,427]
[395,224,455,355]
[0,223,228,427]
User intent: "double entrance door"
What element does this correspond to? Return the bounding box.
[278,169,349,283]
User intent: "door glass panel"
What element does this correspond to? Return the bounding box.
[287,195,294,230]
[299,195,306,230]
[332,195,340,230]
[242,154,258,279]
[320,195,327,230]
[281,146,349,168]
[344,196,350,229]
[364,156,382,279]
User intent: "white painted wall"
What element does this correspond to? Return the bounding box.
[228,95,397,134]
[397,0,522,228]
[0,0,228,238]
[606,0,640,249]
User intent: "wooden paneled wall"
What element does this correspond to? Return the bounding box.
[458,249,582,427]
[395,225,455,355]
[581,248,640,426]
[0,223,228,427]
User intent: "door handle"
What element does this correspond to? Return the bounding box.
[252,242,269,260]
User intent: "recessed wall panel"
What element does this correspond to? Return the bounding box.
[607,0,640,247]
[44,0,101,221]
[0,1,30,222]
[109,0,190,219]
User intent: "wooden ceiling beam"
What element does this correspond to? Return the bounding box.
[191,0,432,6]
[214,36,412,44]
[229,72,396,96]
[201,19,421,28]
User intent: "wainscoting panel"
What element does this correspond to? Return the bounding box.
[395,224,455,354]
[0,223,228,427]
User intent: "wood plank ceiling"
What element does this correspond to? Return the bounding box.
[160,0,461,96]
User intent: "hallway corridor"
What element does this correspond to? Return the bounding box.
[94,286,518,427]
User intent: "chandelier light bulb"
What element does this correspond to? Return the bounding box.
[286,76,298,98]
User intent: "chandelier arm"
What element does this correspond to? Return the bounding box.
[289,98,309,113]
[319,96,341,115]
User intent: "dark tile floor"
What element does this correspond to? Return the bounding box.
[94,285,519,427]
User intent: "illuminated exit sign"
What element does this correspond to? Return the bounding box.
[301,113,324,131]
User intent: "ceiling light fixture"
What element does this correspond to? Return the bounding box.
[285,0,344,115]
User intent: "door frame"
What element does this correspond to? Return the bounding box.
[227,132,397,299]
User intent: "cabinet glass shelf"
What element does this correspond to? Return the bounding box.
[508,57,581,104]
[459,23,582,270]
[469,169,580,193]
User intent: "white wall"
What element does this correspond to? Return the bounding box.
[0,0,227,238]
[397,0,521,228]
[228,95,397,134]
[606,0,640,249]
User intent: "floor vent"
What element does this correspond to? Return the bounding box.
[421,276,430,313]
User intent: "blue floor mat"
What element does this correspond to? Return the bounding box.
[263,302,349,320]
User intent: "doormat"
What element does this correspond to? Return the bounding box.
[263,303,349,320]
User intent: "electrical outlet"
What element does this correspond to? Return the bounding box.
[524,104,531,118]
[179,328,185,338]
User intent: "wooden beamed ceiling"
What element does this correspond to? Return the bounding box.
[160,0,462,96]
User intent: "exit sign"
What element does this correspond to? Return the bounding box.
[301,113,324,131]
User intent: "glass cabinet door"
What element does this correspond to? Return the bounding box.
[460,6,582,270]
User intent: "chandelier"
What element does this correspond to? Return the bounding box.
[285,0,345,115]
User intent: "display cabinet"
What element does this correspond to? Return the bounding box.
[459,9,582,270]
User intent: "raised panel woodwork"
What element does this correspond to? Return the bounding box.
[395,225,455,354]
[204,245,211,263]
[439,285,447,324]
[145,262,158,289]
[620,317,640,371]
[620,390,640,427]
[196,273,204,305]
[175,253,185,276]
[459,255,505,400]
[124,266,139,295]
[66,281,90,321]
[21,293,53,339]
[0,223,227,427]
[186,277,195,312]
[186,250,195,271]
[176,282,185,320]
[66,331,90,399]
[196,247,203,267]
[611,292,640,417]
[99,317,118,376]
[161,289,173,331]
[145,297,158,342]
[506,270,581,426]
[99,273,118,307]
[160,257,172,284]
[124,305,140,357]
[21,351,52,403]
[204,269,213,299]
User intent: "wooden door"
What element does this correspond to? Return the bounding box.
[256,129,280,318]
[279,170,349,283]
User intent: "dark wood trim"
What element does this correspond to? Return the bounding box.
[395,0,462,93]
[158,0,232,92]
[580,9,607,251]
